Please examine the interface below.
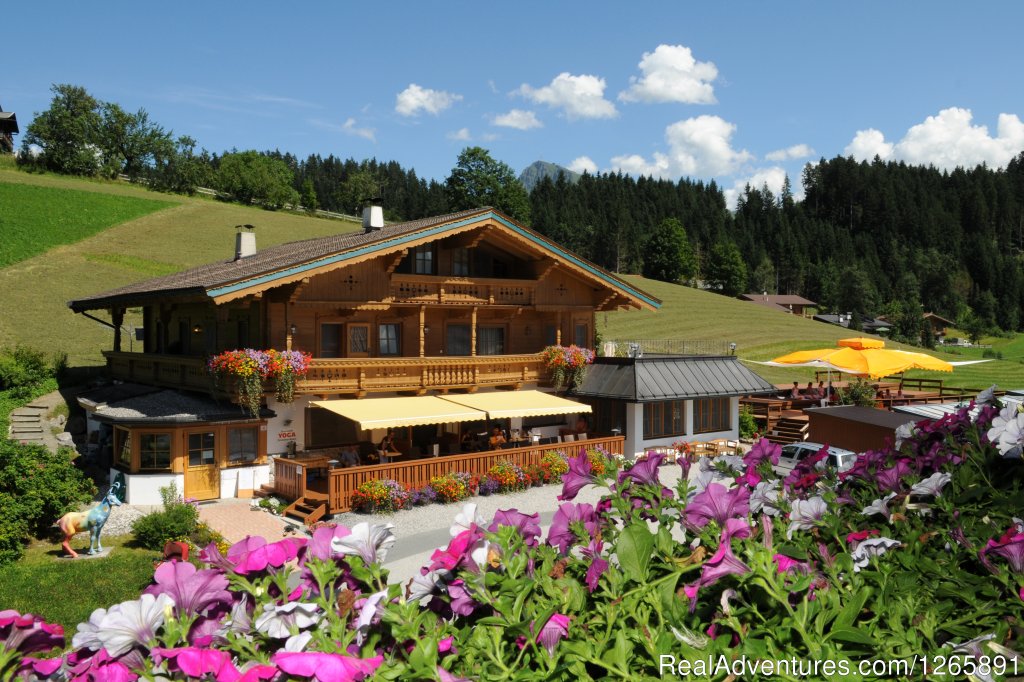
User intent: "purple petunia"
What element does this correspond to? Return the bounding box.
[617,452,665,488]
[685,483,750,528]
[143,561,231,619]
[489,508,542,547]
[536,613,571,656]
[558,450,600,501]
[547,502,599,555]
[743,439,781,469]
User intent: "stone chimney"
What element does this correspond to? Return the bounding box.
[362,199,384,233]
[235,224,256,260]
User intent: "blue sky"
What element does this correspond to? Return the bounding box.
[7,2,1024,205]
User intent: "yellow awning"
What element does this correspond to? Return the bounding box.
[311,396,487,430]
[440,390,592,419]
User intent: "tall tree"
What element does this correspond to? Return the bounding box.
[215,150,299,209]
[642,218,695,283]
[445,147,531,223]
[97,102,173,178]
[706,241,748,296]
[21,84,102,175]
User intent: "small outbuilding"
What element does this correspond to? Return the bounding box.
[573,354,776,460]
[803,405,915,453]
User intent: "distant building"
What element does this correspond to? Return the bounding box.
[923,312,955,340]
[0,104,18,154]
[740,293,816,316]
[813,313,891,334]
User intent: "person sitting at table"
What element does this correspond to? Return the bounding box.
[339,447,360,468]
[803,381,818,399]
[575,415,589,435]
[788,381,801,399]
[378,429,400,463]
[489,425,507,449]
[817,381,826,398]
[895,383,907,405]
[460,429,475,452]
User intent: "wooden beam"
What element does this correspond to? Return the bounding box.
[112,308,125,352]
[385,250,407,275]
[471,306,477,357]
[288,278,311,303]
[419,305,426,358]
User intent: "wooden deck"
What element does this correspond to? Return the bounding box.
[272,434,625,514]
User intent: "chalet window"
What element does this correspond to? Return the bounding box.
[452,247,470,276]
[544,325,558,346]
[694,397,730,434]
[187,432,216,467]
[237,320,249,348]
[414,245,435,275]
[582,398,626,435]
[227,427,258,464]
[139,433,172,470]
[643,401,685,439]
[348,324,370,356]
[320,324,343,358]
[477,327,505,356]
[115,428,131,469]
[378,323,401,356]
[447,325,471,356]
[574,323,589,348]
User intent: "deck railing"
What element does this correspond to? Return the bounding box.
[271,435,625,514]
[104,351,548,396]
[389,274,536,306]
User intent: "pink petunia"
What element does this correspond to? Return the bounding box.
[272,652,383,682]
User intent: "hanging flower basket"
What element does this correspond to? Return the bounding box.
[208,349,312,417]
[541,344,595,391]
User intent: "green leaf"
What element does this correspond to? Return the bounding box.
[833,586,870,629]
[827,626,876,646]
[617,523,655,583]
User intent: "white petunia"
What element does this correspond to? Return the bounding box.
[894,422,917,449]
[750,480,783,517]
[331,522,396,565]
[450,503,485,537]
[254,601,322,639]
[786,496,828,540]
[909,472,952,497]
[987,404,1024,458]
[860,492,898,520]
[851,537,901,572]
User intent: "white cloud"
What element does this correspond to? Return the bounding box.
[765,143,816,162]
[395,84,462,117]
[618,44,718,104]
[567,156,598,175]
[844,129,894,161]
[492,109,543,130]
[610,115,753,179]
[844,108,1024,169]
[517,73,617,120]
[723,167,790,209]
[447,128,472,141]
[309,118,376,142]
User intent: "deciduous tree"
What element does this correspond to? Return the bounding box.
[445,147,530,223]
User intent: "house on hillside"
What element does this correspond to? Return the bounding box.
[68,206,660,508]
[573,354,776,459]
[0,105,18,154]
[813,313,891,335]
[923,312,955,341]
[740,293,816,316]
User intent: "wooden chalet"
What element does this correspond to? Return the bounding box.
[0,104,18,154]
[69,206,659,514]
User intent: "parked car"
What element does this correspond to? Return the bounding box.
[774,442,857,475]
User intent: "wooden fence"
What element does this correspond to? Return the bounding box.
[271,435,624,514]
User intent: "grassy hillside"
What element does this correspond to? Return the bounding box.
[0,168,360,365]
[0,183,172,268]
[600,276,1024,390]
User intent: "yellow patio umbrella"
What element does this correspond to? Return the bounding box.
[765,342,955,380]
[837,337,886,350]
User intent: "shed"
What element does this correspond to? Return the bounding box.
[804,405,916,453]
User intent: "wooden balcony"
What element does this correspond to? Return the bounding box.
[389,274,535,306]
[272,434,625,514]
[103,351,548,396]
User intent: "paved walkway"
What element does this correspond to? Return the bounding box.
[198,499,298,544]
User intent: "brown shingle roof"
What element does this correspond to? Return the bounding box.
[68,207,492,311]
[740,293,816,306]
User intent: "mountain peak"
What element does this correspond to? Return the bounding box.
[518,161,582,192]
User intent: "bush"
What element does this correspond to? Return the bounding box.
[838,377,877,407]
[0,346,61,399]
[539,450,569,482]
[131,482,199,550]
[350,479,409,514]
[258,496,286,515]
[429,472,477,503]
[739,405,759,439]
[486,462,529,493]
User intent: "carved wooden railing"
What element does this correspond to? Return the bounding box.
[269,435,625,514]
[103,351,549,396]
[299,354,546,394]
[389,274,535,306]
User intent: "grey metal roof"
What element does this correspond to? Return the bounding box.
[574,355,777,402]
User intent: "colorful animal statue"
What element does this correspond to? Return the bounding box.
[55,484,122,558]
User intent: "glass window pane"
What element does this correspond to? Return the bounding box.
[477,327,504,356]
[378,324,400,356]
[574,324,588,348]
[349,325,368,354]
[229,427,258,463]
[188,432,215,466]
[452,247,469,276]
[321,324,342,358]
[140,433,171,470]
[447,325,471,356]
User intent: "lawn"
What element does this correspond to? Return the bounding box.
[0,183,172,268]
[600,275,1024,391]
[0,535,156,644]
[0,168,360,365]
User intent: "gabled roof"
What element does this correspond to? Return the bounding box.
[574,355,776,402]
[740,293,816,306]
[923,312,955,327]
[0,110,17,134]
[69,207,660,312]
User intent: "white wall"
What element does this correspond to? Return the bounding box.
[265,395,311,455]
[112,468,183,506]
[219,464,270,499]
[624,397,741,461]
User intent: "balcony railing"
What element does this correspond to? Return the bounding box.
[272,435,625,513]
[389,274,535,306]
[104,352,548,396]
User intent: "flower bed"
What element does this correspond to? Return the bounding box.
[350,479,409,514]
[485,462,529,493]
[428,472,478,503]
[8,389,1024,680]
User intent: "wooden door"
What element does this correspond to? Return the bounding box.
[184,430,219,501]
